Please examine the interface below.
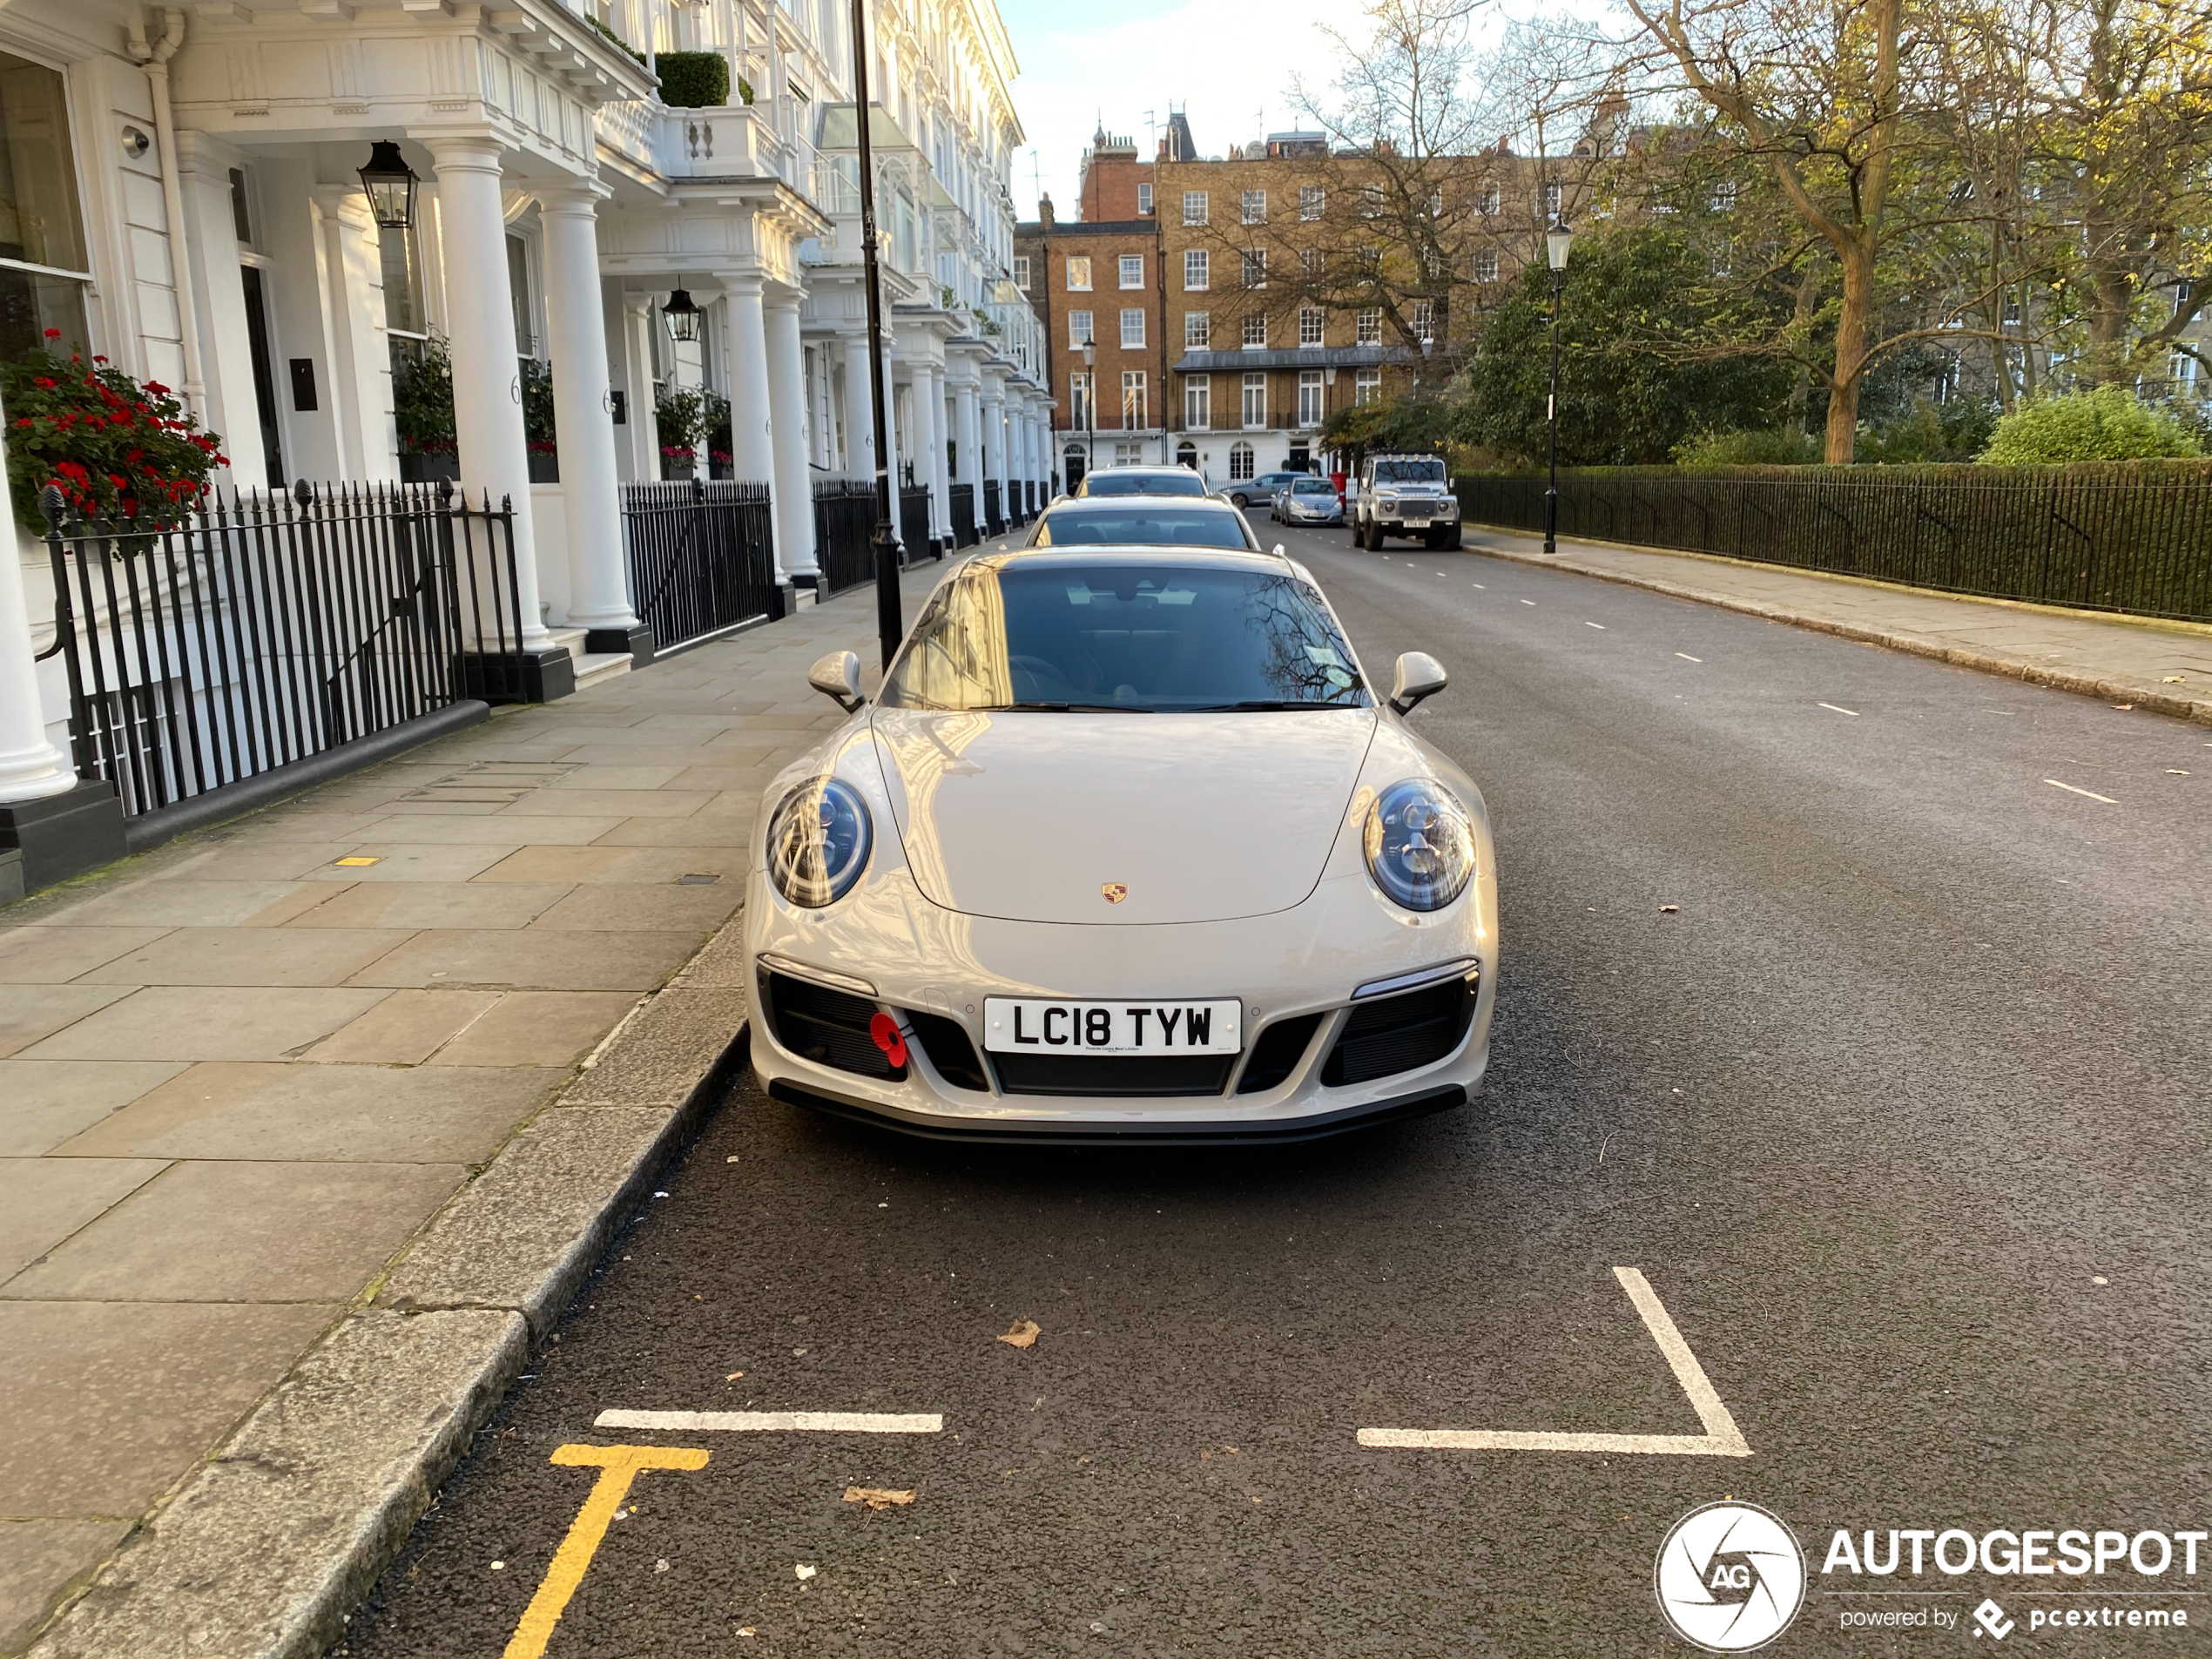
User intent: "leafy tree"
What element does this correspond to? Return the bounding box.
[1457,225,1794,465]
[1977,383,2202,461]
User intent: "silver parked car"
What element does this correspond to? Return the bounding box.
[1073,465,1211,499]
[1278,475,1345,526]
[1227,470,1309,511]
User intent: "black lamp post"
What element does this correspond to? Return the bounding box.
[356,141,418,231]
[844,0,904,669]
[1543,217,1572,555]
[1082,335,1096,482]
[662,288,703,344]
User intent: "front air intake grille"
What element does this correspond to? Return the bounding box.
[991,1051,1236,1098]
[904,1010,989,1091]
[765,971,902,1081]
[1321,975,1475,1087]
[1236,1013,1325,1095]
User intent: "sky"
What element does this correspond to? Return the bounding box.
[992,0,1347,220]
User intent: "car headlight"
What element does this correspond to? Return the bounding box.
[1364,779,1475,911]
[765,776,873,907]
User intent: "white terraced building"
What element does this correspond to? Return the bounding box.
[0,0,1051,878]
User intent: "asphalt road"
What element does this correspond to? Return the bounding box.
[339,528,2212,1658]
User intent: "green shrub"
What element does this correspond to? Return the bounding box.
[1860,399,1996,464]
[392,334,456,457]
[587,14,646,66]
[656,51,729,109]
[1672,427,1822,468]
[1978,384,2202,464]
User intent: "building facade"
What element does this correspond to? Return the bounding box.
[0,0,1054,814]
[1014,125,1163,489]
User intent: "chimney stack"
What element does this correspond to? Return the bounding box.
[1038,192,1055,228]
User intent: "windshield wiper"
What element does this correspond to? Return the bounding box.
[982,701,1153,712]
[1183,698,1352,711]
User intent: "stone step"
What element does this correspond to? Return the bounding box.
[572,652,634,689]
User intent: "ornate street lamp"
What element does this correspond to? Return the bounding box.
[662,288,703,344]
[1543,217,1573,556]
[356,142,419,232]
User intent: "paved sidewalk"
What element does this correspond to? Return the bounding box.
[1464,526,2212,725]
[0,572,930,1656]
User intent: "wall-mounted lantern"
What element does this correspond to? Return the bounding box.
[663,288,703,343]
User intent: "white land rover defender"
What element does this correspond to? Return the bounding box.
[1352,454,1461,550]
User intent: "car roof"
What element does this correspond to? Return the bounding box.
[972,544,1291,576]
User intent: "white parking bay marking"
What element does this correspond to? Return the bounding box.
[595,1411,944,1434]
[1584,621,1606,630]
[1817,702,1860,717]
[1521,599,1537,607]
[2045,779,2119,804]
[1676,653,1703,663]
[1357,1266,1751,1457]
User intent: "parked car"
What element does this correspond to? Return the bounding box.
[1073,466,1211,499]
[747,543,1496,1142]
[1352,455,1461,549]
[1025,499,1262,550]
[1278,475,1345,526]
[1227,470,1310,512]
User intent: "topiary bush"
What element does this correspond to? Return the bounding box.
[1978,384,2202,464]
[657,51,730,109]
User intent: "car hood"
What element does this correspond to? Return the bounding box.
[870,707,1377,924]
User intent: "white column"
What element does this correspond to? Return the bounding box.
[980,381,1003,523]
[841,332,879,487]
[537,184,637,635]
[425,137,554,650]
[763,293,819,581]
[617,292,658,482]
[311,185,389,479]
[174,133,265,490]
[953,372,981,501]
[926,365,953,542]
[718,275,775,486]
[910,365,943,547]
[0,465,75,804]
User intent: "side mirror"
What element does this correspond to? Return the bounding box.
[807,650,865,712]
[1272,543,1286,556]
[1389,651,1448,714]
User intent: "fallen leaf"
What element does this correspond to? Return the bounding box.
[654,1558,671,1574]
[726,1371,745,1380]
[998,1318,1042,1349]
[794,1563,817,1581]
[2161,675,2187,684]
[737,1629,757,1639]
[2168,769,2191,776]
[1659,904,1679,914]
[844,1486,917,1510]
[2113,703,2135,710]
[1200,1450,1212,1461]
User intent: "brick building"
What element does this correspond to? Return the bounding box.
[1014,126,1166,489]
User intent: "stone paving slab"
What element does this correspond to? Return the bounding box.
[1467,527,2212,725]
[0,567,942,1656]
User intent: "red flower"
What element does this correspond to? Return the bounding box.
[33,377,55,389]
[91,355,107,364]
[42,327,59,338]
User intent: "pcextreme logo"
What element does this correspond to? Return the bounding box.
[1655,1501,1809,1652]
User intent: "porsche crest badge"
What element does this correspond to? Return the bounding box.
[1101,883,1129,904]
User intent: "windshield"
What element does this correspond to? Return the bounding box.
[1080,471,1208,497]
[1031,507,1256,549]
[1292,478,1334,495]
[880,562,1371,713]
[1371,460,1447,484]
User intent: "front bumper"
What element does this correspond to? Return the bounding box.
[743,868,1494,1142]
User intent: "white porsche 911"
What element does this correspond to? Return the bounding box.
[740,544,1498,1143]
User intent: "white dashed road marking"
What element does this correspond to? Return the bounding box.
[1357,1267,1751,1457]
[2044,779,2119,804]
[1521,599,1536,607]
[1676,653,1702,663]
[594,1410,944,1434]
[1584,621,1606,630]
[1817,703,1860,717]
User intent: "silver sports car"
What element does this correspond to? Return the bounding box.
[742,543,1498,1143]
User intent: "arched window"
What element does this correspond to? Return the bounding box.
[1228,442,1255,481]
[1176,441,1198,470]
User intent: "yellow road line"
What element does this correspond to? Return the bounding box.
[502,1443,710,1659]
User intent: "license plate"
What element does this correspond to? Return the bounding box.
[982,997,1242,1055]
[1401,518,1431,529]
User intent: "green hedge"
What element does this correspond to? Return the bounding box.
[1455,462,2212,621]
[657,51,729,109]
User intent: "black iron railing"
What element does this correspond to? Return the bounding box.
[622,478,776,651]
[1455,465,2212,623]
[37,479,524,819]
[950,482,977,548]
[813,480,878,596]
[899,485,933,560]
[983,479,1003,536]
